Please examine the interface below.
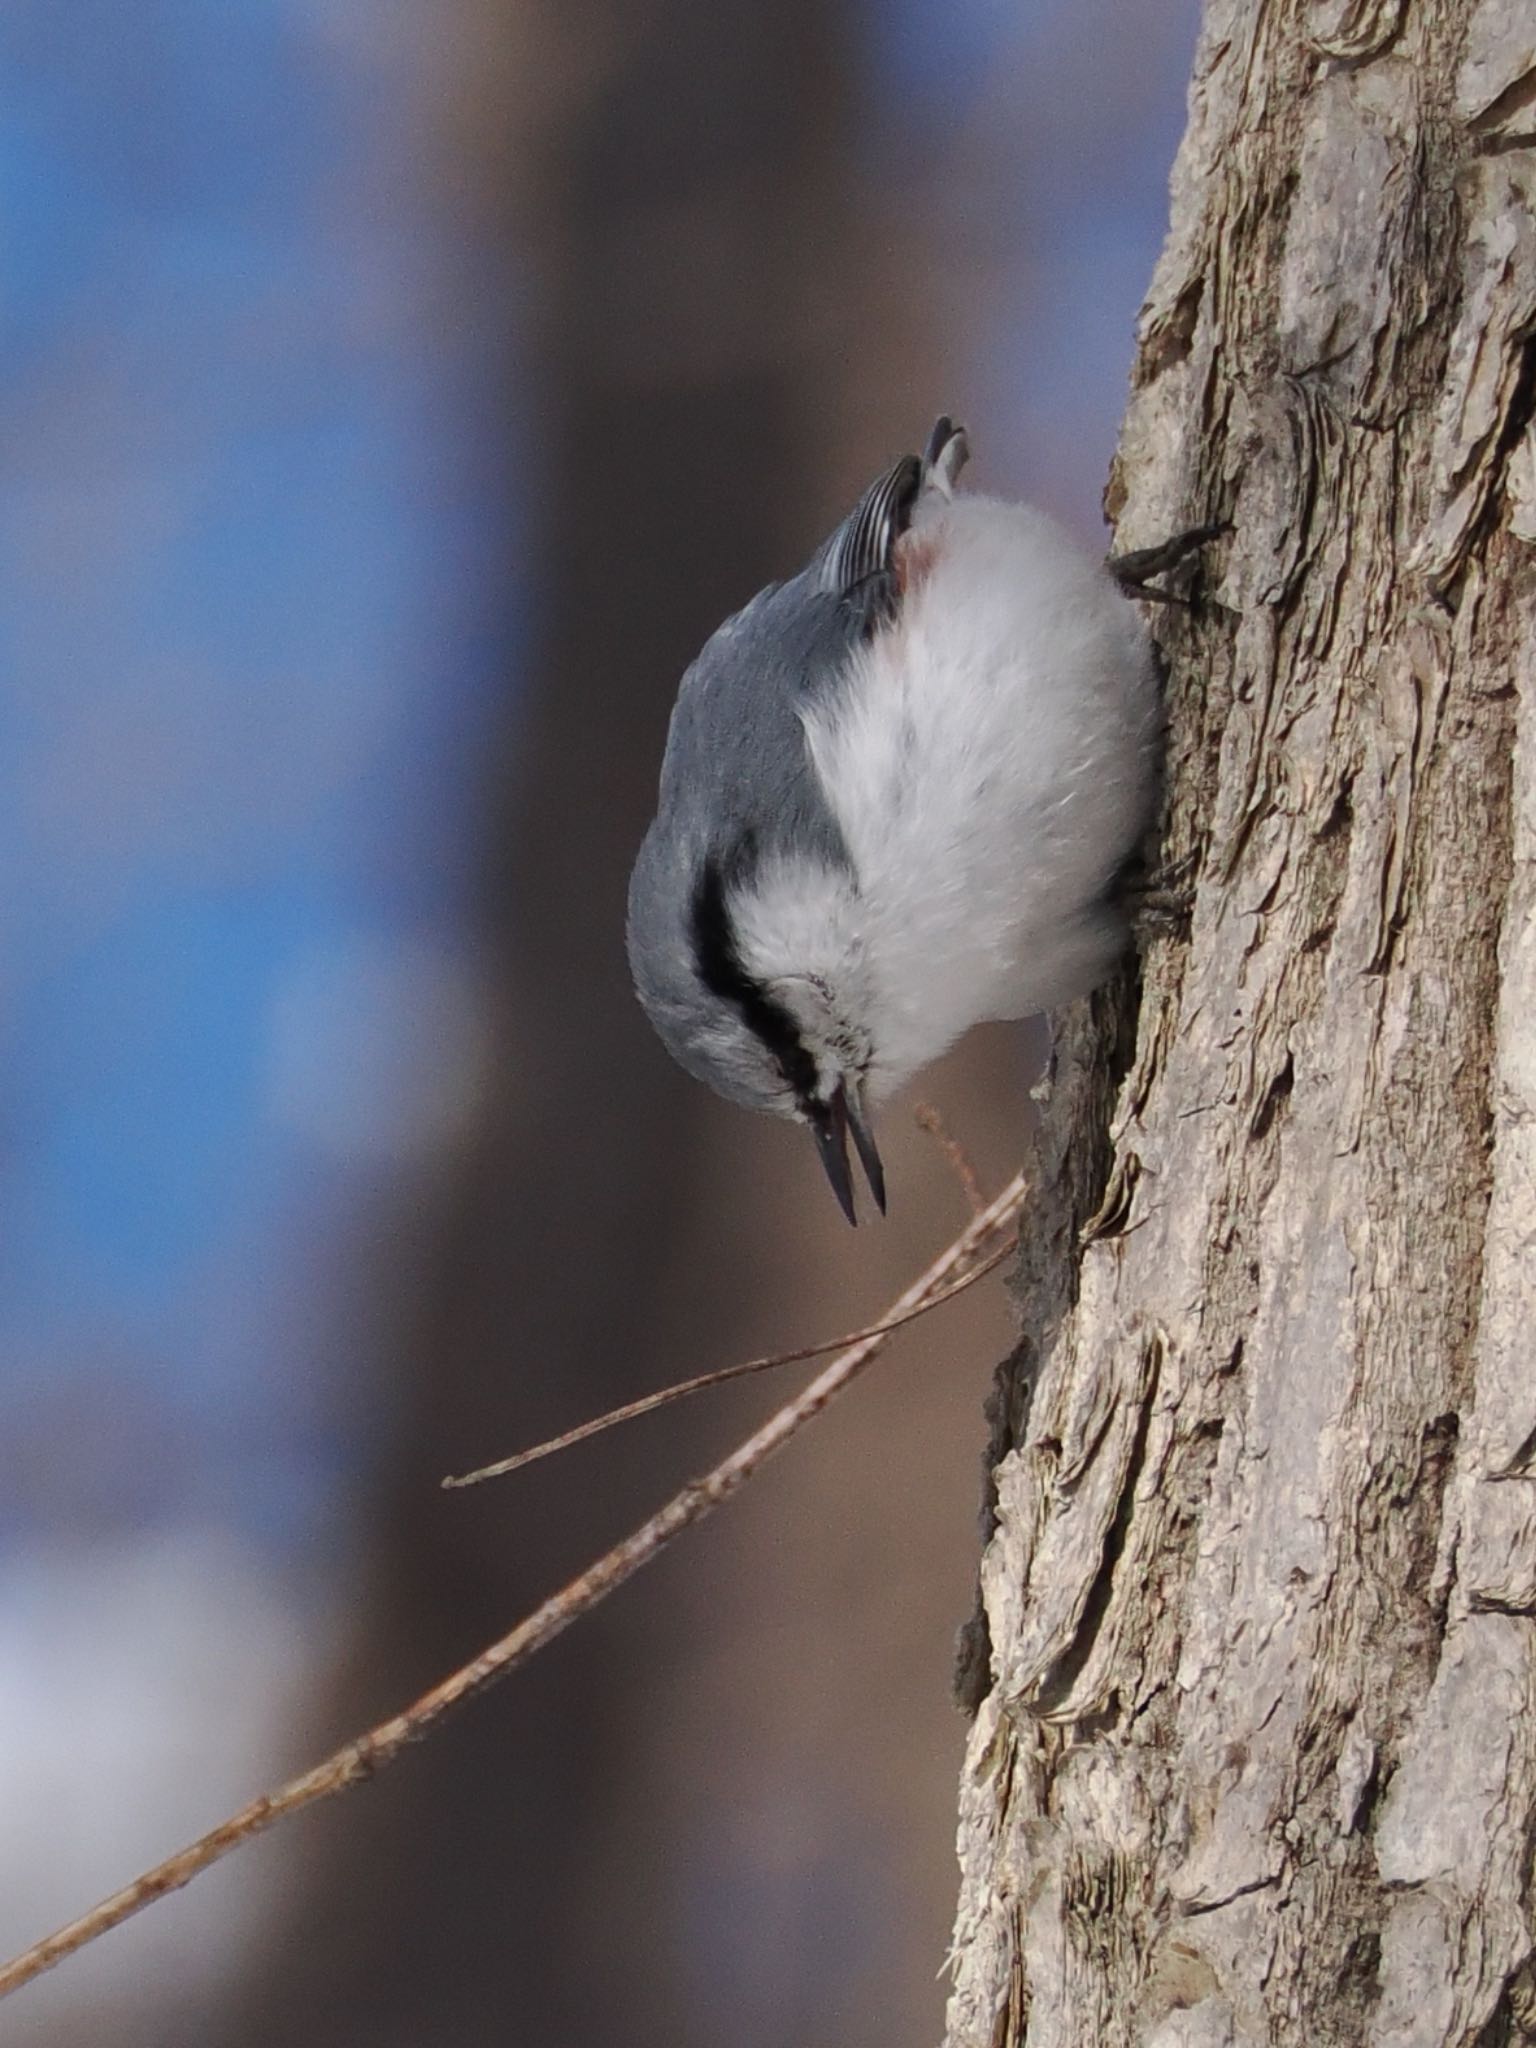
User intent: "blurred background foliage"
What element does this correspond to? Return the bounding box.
[1,2,1198,2042]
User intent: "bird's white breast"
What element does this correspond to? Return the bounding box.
[798,493,1158,1097]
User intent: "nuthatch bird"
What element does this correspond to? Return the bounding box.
[626,417,1172,1223]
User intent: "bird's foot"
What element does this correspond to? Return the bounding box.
[1119,854,1196,936]
[1130,884,1193,935]
[1108,520,1229,606]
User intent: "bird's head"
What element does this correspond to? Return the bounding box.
[626,834,886,1222]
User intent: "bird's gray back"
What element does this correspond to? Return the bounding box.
[649,566,862,866]
[627,566,864,1071]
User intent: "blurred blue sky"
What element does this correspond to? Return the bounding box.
[2,1,525,1551]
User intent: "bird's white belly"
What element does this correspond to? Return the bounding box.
[802,492,1157,1093]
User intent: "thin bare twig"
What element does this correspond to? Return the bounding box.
[0,1170,1027,2007]
[444,1239,1013,1487]
[914,1101,986,1216]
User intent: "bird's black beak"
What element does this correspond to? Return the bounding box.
[809,1080,886,1225]
[845,1083,887,1216]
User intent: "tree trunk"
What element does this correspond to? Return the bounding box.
[206,9,889,2047]
[946,6,1536,2045]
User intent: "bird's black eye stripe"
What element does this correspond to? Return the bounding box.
[690,847,818,1104]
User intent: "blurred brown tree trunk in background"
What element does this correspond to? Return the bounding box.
[945,6,1536,2045]
[190,6,1006,2048]
[208,5,874,2045]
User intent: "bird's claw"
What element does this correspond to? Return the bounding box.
[1108,520,1229,604]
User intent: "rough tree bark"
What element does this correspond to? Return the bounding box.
[946,5,1536,2045]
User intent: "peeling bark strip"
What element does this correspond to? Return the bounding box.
[946,6,1536,2046]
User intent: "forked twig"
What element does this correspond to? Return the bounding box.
[0,1170,1027,2006]
[444,1241,1011,1487]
